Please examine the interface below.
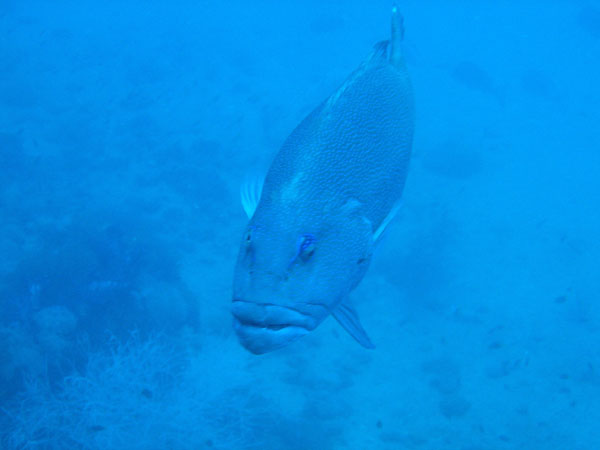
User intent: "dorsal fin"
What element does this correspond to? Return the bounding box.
[372,40,390,59]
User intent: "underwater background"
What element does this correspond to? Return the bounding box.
[1,1,599,448]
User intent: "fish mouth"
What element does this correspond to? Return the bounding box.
[231,300,317,354]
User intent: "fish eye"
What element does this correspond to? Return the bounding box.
[287,233,316,269]
[244,227,254,246]
[298,233,316,261]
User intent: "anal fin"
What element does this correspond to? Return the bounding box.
[332,301,375,349]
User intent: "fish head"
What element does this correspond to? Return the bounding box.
[232,203,373,354]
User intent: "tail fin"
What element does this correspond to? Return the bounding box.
[389,6,405,67]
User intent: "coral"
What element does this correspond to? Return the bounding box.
[2,334,268,450]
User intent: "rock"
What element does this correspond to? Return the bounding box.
[439,395,471,419]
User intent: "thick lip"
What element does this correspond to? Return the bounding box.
[233,317,309,354]
[231,299,317,331]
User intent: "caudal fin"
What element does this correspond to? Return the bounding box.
[390,6,406,67]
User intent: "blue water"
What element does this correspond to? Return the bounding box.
[1,1,599,448]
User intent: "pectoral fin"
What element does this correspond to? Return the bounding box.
[332,301,375,349]
[373,201,401,243]
[240,174,264,218]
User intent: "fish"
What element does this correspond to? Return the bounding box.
[232,7,415,354]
